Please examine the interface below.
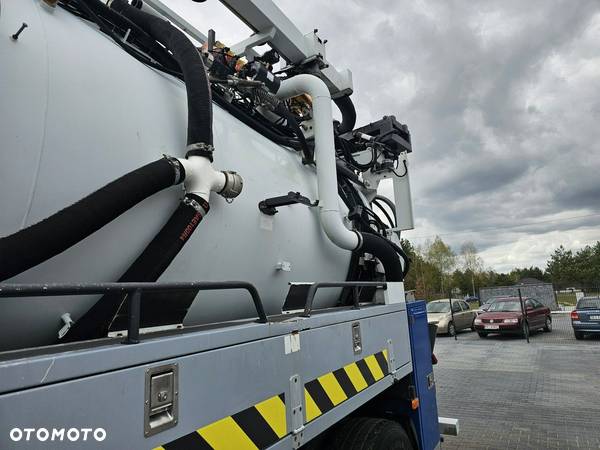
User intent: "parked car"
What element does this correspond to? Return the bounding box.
[473,297,551,338]
[426,299,477,336]
[571,296,600,340]
[475,298,498,316]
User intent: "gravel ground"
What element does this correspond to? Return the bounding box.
[434,314,600,450]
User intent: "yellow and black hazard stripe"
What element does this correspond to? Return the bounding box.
[155,393,286,450]
[304,349,389,422]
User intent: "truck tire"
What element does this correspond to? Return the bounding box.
[331,417,413,450]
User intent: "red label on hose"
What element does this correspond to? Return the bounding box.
[179,212,203,242]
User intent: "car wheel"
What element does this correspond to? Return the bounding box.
[543,316,552,332]
[447,322,456,336]
[471,318,476,331]
[521,321,529,339]
[477,332,487,338]
[574,331,584,340]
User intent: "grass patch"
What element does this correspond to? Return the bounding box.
[556,292,577,306]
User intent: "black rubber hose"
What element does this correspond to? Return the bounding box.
[371,199,395,229]
[359,232,404,281]
[388,240,411,279]
[336,161,364,187]
[373,195,397,225]
[62,194,209,341]
[334,95,357,134]
[0,158,183,282]
[110,0,213,152]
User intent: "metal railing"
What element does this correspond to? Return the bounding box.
[301,281,387,317]
[0,281,268,345]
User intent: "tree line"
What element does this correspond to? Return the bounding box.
[400,237,600,299]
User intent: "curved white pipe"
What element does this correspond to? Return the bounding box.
[276,74,361,251]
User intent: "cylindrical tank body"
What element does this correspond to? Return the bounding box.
[0,2,351,350]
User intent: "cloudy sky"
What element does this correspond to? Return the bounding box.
[167,0,600,272]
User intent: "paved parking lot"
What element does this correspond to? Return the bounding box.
[434,314,600,450]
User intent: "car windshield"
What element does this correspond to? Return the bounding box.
[427,302,450,313]
[577,297,600,309]
[487,301,522,312]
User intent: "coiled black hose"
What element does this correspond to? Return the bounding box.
[0,158,183,282]
[110,0,213,154]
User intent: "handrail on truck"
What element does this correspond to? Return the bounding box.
[301,281,387,317]
[0,281,269,344]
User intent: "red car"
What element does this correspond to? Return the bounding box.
[473,297,552,338]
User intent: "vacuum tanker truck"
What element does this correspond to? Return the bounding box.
[0,0,458,448]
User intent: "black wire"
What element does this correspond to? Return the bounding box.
[371,200,395,229]
[374,195,397,223]
[391,159,408,177]
[340,139,376,171]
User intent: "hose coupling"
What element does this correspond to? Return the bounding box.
[218,171,243,199]
[186,142,214,161]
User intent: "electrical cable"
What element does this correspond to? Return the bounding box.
[371,200,395,229]
[391,159,408,177]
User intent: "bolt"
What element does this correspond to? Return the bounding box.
[11,23,28,41]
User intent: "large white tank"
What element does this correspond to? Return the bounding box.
[0,1,351,350]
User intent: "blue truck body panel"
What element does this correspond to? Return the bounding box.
[407,300,441,450]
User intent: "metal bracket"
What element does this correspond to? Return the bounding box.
[259,192,318,216]
[386,339,398,378]
[289,374,305,448]
[351,322,362,355]
[230,26,277,57]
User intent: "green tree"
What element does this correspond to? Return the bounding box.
[425,236,456,293]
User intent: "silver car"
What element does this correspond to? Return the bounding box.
[426,299,477,336]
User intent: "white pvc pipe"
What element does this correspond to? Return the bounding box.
[178,156,226,202]
[276,74,360,251]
